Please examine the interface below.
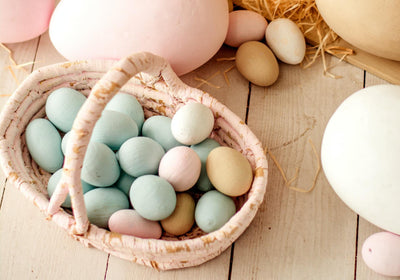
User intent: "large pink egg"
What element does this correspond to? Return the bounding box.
[49,0,229,75]
[0,0,54,43]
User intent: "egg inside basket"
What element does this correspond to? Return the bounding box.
[0,52,268,270]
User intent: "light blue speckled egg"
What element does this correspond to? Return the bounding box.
[91,110,138,150]
[45,87,87,132]
[142,115,182,151]
[25,118,64,173]
[118,137,165,177]
[84,187,130,228]
[81,142,120,187]
[47,168,96,208]
[194,190,236,233]
[114,170,136,196]
[130,175,176,221]
[190,138,220,192]
[105,93,144,132]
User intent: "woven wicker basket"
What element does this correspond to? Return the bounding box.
[0,52,268,270]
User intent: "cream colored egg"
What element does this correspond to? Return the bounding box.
[161,193,195,236]
[235,41,279,87]
[265,18,306,65]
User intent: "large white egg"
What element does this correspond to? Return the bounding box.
[321,85,400,234]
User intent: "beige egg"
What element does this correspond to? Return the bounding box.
[161,193,195,236]
[206,147,253,197]
[235,41,279,87]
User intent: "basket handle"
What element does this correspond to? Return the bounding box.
[47,52,182,235]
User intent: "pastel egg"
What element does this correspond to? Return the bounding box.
[45,87,87,132]
[61,131,71,155]
[158,146,201,192]
[235,41,279,87]
[206,146,253,197]
[130,175,176,221]
[362,232,400,277]
[265,18,306,65]
[142,115,182,151]
[84,187,130,228]
[81,142,120,187]
[171,103,214,145]
[114,170,136,196]
[195,190,236,233]
[91,110,138,150]
[190,138,220,192]
[161,193,195,236]
[47,168,96,208]
[118,137,165,177]
[25,118,64,173]
[108,209,162,239]
[105,93,144,132]
[224,10,268,47]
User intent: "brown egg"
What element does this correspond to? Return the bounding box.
[161,193,195,236]
[235,41,279,86]
[206,147,253,197]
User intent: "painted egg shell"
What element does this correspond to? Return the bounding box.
[161,192,195,236]
[114,170,136,196]
[45,87,87,132]
[141,115,182,151]
[118,137,165,177]
[81,142,120,187]
[108,209,162,239]
[224,10,268,47]
[171,103,214,145]
[265,18,306,65]
[190,138,220,192]
[206,146,253,197]
[130,175,176,221]
[49,0,229,75]
[91,110,138,150]
[158,146,201,192]
[105,93,144,133]
[362,231,400,277]
[194,190,236,233]
[84,187,129,228]
[25,118,64,173]
[47,168,96,208]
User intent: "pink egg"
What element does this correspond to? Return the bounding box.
[224,10,268,47]
[0,0,54,43]
[158,146,201,192]
[108,209,162,239]
[362,231,400,277]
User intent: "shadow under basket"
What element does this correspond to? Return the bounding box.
[0,52,268,270]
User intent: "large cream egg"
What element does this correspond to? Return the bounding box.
[321,85,400,234]
[316,0,400,61]
[49,0,229,75]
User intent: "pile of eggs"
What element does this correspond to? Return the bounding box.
[25,87,254,238]
[224,9,306,87]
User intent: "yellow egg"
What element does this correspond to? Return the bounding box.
[206,147,253,197]
[235,41,279,87]
[161,193,195,236]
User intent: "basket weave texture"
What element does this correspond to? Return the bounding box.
[0,52,268,270]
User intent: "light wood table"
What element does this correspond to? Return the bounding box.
[0,31,395,280]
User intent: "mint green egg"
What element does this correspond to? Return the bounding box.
[61,131,71,155]
[45,87,86,132]
[84,187,129,228]
[142,115,182,151]
[25,118,64,173]
[91,110,138,150]
[115,170,136,196]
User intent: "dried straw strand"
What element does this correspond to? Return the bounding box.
[194,71,221,88]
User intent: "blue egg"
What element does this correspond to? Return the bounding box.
[195,190,236,233]
[47,168,96,208]
[84,187,129,228]
[81,142,120,187]
[190,138,220,191]
[61,131,71,155]
[142,115,182,151]
[25,118,64,173]
[115,170,136,196]
[45,87,86,132]
[105,93,144,132]
[118,137,165,177]
[130,175,176,221]
[91,110,138,150]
